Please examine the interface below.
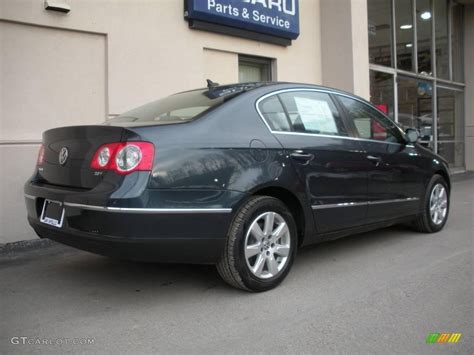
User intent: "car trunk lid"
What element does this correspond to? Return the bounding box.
[38,125,138,189]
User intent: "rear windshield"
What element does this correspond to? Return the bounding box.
[106,89,227,127]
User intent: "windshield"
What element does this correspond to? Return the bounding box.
[106,89,226,127]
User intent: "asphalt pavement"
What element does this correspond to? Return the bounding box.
[1,175,473,354]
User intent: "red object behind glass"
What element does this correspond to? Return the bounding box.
[375,104,388,114]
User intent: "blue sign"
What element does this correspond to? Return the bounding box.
[186,0,300,40]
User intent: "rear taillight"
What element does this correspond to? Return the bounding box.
[37,144,45,166]
[90,142,154,175]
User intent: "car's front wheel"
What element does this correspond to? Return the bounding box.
[217,196,297,292]
[413,174,450,233]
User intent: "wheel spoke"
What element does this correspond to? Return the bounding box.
[267,254,279,276]
[245,243,260,258]
[263,212,275,236]
[252,254,265,276]
[250,223,265,242]
[271,222,288,242]
[274,245,290,257]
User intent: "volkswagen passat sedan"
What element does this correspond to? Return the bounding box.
[24,82,450,291]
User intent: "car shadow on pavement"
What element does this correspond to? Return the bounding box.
[3,223,426,301]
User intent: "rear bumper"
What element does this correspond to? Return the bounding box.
[24,182,242,264]
[29,220,227,263]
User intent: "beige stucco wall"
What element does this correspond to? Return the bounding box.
[0,0,324,243]
[464,5,474,171]
[0,20,107,243]
[1,0,322,115]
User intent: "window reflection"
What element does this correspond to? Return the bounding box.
[452,4,464,82]
[437,88,464,167]
[435,0,449,79]
[396,0,414,71]
[369,71,394,120]
[397,77,433,148]
[368,0,393,66]
[417,0,433,75]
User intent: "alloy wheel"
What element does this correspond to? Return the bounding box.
[429,183,448,225]
[244,212,291,279]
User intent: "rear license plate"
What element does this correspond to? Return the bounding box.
[40,199,65,228]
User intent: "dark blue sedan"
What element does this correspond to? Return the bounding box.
[24,82,450,291]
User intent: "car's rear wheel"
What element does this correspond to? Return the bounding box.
[413,174,450,233]
[217,196,297,292]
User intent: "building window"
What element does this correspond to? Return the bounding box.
[395,0,414,71]
[452,3,464,82]
[368,0,393,66]
[367,0,465,169]
[435,0,449,79]
[238,55,272,83]
[370,71,395,120]
[416,0,432,75]
[397,77,434,148]
[437,87,464,168]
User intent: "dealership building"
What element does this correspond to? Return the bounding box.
[0,0,473,244]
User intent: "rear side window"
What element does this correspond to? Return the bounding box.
[338,96,404,143]
[259,95,291,131]
[258,91,348,136]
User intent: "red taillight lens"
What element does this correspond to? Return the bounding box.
[37,144,45,166]
[90,142,154,175]
[91,143,120,170]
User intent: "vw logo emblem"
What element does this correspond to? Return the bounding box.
[59,147,69,166]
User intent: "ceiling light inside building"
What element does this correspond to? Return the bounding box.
[400,24,413,30]
[406,43,413,48]
[421,11,432,20]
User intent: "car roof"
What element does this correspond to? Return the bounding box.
[180,81,367,103]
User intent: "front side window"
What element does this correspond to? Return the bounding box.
[339,96,404,143]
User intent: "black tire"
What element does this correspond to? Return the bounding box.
[216,196,298,292]
[413,174,450,233]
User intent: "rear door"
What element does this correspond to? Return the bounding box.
[258,89,368,233]
[336,95,424,223]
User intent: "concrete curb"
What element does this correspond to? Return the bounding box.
[0,238,56,256]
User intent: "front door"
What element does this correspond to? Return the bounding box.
[336,95,424,223]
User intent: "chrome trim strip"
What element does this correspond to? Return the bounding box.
[24,194,36,200]
[255,88,405,146]
[367,197,420,205]
[312,197,420,210]
[272,131,404,146]
[62,202,232,214]
[311,201,367,210]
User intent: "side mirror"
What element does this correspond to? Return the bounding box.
[405,128,420,144]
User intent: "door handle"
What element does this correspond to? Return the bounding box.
[366,155,382,166]
[290,151,314,164]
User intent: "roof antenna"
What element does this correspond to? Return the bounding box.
[206,79,219,89]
